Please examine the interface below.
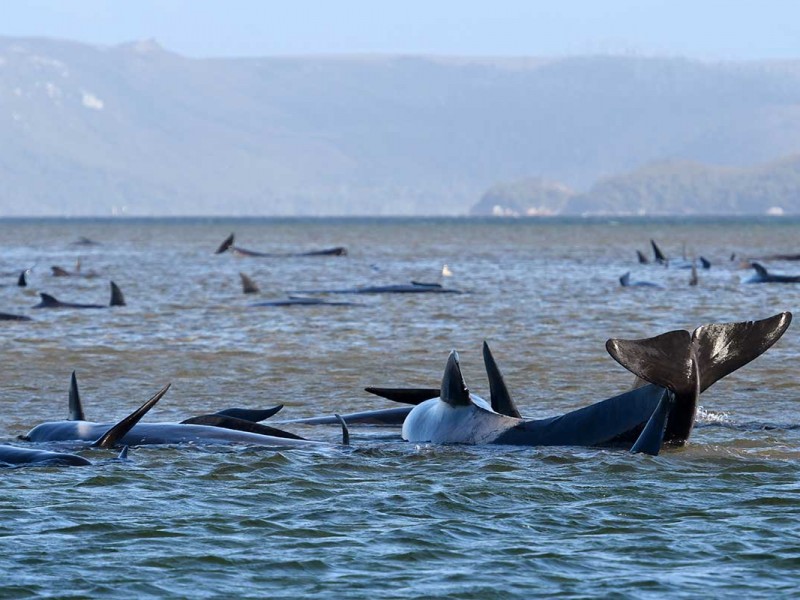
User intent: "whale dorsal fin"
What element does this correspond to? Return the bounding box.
[651,240,667,263]
[17,270,27,287]
[51,266,70,277]
[37,293,62,308]
[68,371,86,421]
[619,272,631,287]
[691,312,792,393]
[636,250,649,264]
[239,273,260,294]
[92,383,171,448]
[109,281,126,306]
[215,233,235,254]
[751,262,769,278]
[441,351,471,407]
[482,341,521,418]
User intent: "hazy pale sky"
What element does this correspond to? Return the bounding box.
[3,0,800,60]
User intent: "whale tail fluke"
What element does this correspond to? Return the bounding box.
[215,233,235,254]
[482,341,521,418]
[92,383,171,449]
[606,312,792,444]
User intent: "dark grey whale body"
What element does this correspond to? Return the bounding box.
[291,281,463,295]
[21,373,346,449]
[0,312,31,321]
[3,382,171,467]
[745,262,800,283]
[216,233,347,257]
[33,281,126,309]
[367,313,791,455]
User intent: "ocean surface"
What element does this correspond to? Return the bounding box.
[0,216,798,598]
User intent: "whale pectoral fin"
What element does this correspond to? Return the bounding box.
[606,330,694,395]
[215,233,235,254]
[210,405,284,422]
[92,383,171,448]
[335,414,350,445]
[68,371,86,421]
[482,341,521,418]
[692,312,792,393]
[109,281,126,307]
[363,387,440,405]
[180,414,306,440]
[630,390,675,456]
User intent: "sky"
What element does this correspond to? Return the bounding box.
[2,0,800,60]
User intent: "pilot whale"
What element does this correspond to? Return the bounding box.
[216,233,347,257]
[33,281,126,309]
[2,382,171,466]
[745,262,800,283]
[372,312,791,455]
[291,281,463,295]
[21,372,349,448]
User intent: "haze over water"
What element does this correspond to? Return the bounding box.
[0,216,798,598]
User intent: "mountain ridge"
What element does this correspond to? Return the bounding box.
[2,36,800,215]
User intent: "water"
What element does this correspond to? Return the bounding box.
[0,216,798,598]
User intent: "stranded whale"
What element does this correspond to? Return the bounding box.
[368,313,791,455]
[1,382,170,467]
[21,372,349,448]
[33,281,126,309]
[745,262,800,283]
[290,281,463,295]
[216,233,347,257]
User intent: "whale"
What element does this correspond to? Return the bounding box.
[369,313,791,455]
[1,382,171,467]
[0,312,31,321]
[0,270,27,288]
[290,281,463,295]
[745,262,800,283]
[649,240,711,269]
[51,259,99,278]
[619,272,662,288]
[251,296,362,307]
[216,233,347,257]
[21,372,349,448]
[33,281,126,309]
